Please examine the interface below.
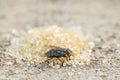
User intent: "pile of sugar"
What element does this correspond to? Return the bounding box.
[8,26,91,66]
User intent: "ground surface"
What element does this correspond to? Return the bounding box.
[0,0,120,80]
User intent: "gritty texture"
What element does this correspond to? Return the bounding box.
[0,0,120,80]
[8,26,90,67]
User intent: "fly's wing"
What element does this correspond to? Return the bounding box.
[45,49,55,57]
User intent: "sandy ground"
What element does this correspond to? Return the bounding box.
[0,0,120,80]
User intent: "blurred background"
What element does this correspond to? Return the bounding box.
[0,0,120,31]
[0,0,120,80]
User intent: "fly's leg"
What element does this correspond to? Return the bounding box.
[65,55,68,61]
[65,54,71,61]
